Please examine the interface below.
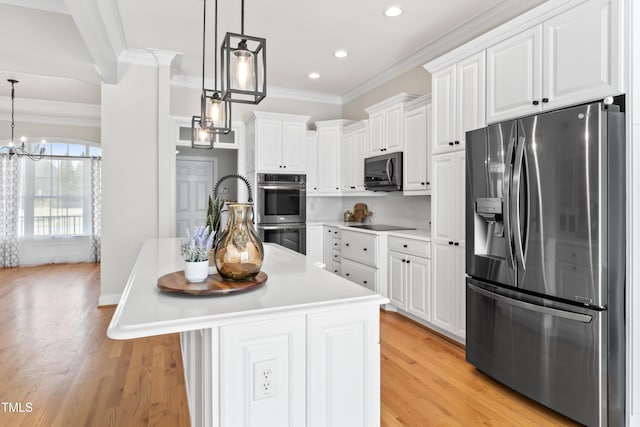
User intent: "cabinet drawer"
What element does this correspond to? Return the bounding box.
[326,226,342,239]
[341,230,377,267]
[330,237,342,251]
[329,260,341,275]
[330,248,342,263]
[388,236,430,258]
[341,259,377,292]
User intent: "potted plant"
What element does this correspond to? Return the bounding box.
[206,195,226,273]
[181,225,215,283]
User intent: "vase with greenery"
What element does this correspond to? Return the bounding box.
[181,225,215,282]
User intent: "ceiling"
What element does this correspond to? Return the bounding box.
[0,0,546,104]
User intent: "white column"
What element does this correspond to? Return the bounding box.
[151,49,181,238]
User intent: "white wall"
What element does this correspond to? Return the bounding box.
[100,63,159,304]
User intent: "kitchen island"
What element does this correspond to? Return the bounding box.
[107,238,388,427]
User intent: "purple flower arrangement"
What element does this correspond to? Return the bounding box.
[181,226,216,262]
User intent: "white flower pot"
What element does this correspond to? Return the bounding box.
[184,260,209,283]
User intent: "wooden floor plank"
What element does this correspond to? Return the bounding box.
[0,263,578,426]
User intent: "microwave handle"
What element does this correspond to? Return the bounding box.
[385,158,392,182]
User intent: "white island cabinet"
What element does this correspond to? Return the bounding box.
[107,239,387,427]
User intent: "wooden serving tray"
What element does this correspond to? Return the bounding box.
[157,271,267,295]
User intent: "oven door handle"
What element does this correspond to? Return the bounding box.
[258,224,307,230]
[258,184,306,191]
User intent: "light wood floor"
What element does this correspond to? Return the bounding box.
[0,263,577,426]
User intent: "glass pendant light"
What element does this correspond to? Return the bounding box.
[221,0,266,105]
[191,0,231,149]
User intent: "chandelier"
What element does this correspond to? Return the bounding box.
[191,0,233,149]
[0,79,44,161]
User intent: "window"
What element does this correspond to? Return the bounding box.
[18,141,101,238]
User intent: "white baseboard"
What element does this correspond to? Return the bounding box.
[98,293,122,307]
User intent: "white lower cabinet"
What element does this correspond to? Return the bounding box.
[323,226,341,272]
[307,307,381,427]
[341,230,380,292]
[306,225,324,264]
[219,316,307,427]
[181,306,383,427]
[387,236,431,322]
[341,258,377,292]
[431,241,466,340]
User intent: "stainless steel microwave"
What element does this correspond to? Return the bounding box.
[364,152,403,191]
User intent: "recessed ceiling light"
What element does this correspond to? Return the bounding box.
[384,6,403,17]
[334,50,348,58]
[308,72,320,79]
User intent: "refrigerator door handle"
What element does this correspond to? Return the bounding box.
[468,283,593,323]
[504,129,517,269]
[512,135,526,271]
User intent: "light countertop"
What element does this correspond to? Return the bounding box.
[306,221,431,241]
[107,239,388,340]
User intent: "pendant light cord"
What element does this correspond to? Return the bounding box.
[241,0,245,35]
[10,80,15,144]
[214,0,218,88]
[201,0,207,95]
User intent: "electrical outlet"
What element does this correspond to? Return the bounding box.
[253,359,277,401]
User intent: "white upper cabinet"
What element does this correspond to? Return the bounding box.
[316,120,353,195]
[306,131,319,193]
[486,26,542,123]
[251,112,309,173]
[432,51,485,155]
[365,93,417,157]
[341,121,368,193]
[403,96,432,194]
[486,0,623,123]
[543,0,623,110]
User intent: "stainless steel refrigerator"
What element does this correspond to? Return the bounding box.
[465,101,625,427]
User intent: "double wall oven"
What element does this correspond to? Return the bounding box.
[256,173,306,254]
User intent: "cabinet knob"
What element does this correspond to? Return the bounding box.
[449,241,454,245]
[532,100,539,105]
[334,231,338,234]
[426,181,430,185]
[350,186,356,189]
[402,259,406,263]
[283,165,287,168]
[403,244,408,248]
[454,140,460,145]
[406,260,411,264]
[314,187,317,190]
[334,243,338,246]
[542,97,549,103]
[279,165,283,168]
[454,242,459,246]
[448,142,454,146]
[334,270,338,273]
[334,255,338,258]
[336,187,339,190]
[363,248,368,251]
[363,281,368,284]
[345,243,350,247]
[420,182,425,186]
[346,273,350,277]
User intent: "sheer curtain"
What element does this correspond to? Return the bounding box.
[90,157,101,262]
[0,155,20,267]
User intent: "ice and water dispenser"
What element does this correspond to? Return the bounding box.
[474,196,508,260]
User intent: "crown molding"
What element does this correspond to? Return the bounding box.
[0,0,68,14]
[424,0,584,72]
[343,119,368,133]
[341,0,549,104]
[149,49,183,78]
[0,96,100,127]
[170,75,342,105]
[268,86,342,105]
[65,0,127,84]
[118,49,158,67]
[364,93,419,114]
[314,119,354,129]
